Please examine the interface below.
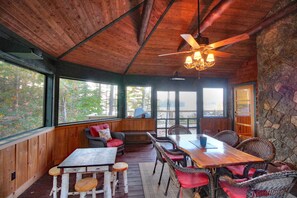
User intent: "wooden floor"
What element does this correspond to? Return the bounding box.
[19,143,297,198]
[19,143,156,198]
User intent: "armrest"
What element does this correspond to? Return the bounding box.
[243,163,268,178]
[252,169,267,178]
[111,132,125,141]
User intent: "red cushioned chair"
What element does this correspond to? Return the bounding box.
[147,132,186,186]
[225,137,276,178]
[155,142,214,198]
[219,170,297,198]
[85,124,125,154]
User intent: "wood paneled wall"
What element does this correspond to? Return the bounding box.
[122,118,155,131]
[0,128,54,198]
[53,119,122,164]
[200,118,232,136]
[0,118,155,197]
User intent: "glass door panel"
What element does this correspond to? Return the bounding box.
[156,91,175,137]
[179,92,197,134]
[234,85,255,137]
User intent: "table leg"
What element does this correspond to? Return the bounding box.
[60,173,69,198]
[104,171,112,198]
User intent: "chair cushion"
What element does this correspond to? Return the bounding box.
[175,166,209,189]
[226,165,256,177]
[163,153,184,162]
[107,139,124,147]
[98,128,112,141]
[219,179,248,198]
[90,124,110,137]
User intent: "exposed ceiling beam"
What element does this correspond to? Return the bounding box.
[177,0,234,51]
[57,2,144,60]
[218,0,297,50]
[124,0,175,75]
[138,0,155,45]
[246,0,297,36]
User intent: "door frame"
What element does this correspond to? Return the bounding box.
[233,82,256,137]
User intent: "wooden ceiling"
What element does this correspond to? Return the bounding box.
[0,0,279,78]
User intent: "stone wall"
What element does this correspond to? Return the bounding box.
[257,0,297,165]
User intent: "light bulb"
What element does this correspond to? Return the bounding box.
[193,51,202,60]
[185,56,193,64]
[206,53,215,62]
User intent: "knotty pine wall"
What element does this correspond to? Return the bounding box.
[0,128,55,198]
[0,118,157,197]
[200,118,232,136]
[53,119,123,164]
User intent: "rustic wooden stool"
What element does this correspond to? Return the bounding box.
[112,162,129,196]
[75,177,98,198]
[48,166,61,198]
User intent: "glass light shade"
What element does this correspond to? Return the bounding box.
[185,56,193,64]
[193,51,202,60]
[206,53,215,62]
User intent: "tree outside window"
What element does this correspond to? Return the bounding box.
[59,78,118,123]
[0,60,45,139]
[126,86,151,117]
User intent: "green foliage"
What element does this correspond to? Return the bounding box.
[126,86,151,116]
[0,61,44,139]
[58,79,118,123]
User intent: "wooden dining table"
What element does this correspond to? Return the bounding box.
[58,147,117,198]
[168,134,264,169]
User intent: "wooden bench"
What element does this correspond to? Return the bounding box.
[123,131,156,144]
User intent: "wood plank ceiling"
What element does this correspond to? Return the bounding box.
[0,0,279,78]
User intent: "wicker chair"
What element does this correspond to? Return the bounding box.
[213,130,240,147]
[147,132,186,186]
[155,142,214,198]
[225,137,276,178]
[219,170,297,198]
[168,125,191,135]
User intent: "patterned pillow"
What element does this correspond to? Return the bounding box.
[98,128,112,141]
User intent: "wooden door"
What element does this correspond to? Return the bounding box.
[234,84,255,137]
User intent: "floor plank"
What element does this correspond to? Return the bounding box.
[19,143,155,198]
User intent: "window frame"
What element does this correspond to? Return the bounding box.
[202,87,227,118]
[57,77,119,125]
[0,59,50,141]
[125,85,152,118]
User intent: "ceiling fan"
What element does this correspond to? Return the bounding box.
[158,0,250,71]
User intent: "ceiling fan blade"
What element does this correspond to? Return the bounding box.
[158,50,192,57]
[180,34,200,49]
[207,33,249,49]
[208,50,232,58]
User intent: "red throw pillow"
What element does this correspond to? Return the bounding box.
[90,124,110,137]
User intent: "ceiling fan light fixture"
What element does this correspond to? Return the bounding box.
[193,51,202,60]
[184,56,195,69]
[206,53,215,62]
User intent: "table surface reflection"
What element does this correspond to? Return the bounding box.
[168,134,263,168]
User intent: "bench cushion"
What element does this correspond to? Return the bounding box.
[107,139,124,147]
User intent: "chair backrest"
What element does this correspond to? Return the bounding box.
[168,125,191,135]
[236,137,276,169]
[155,142,214,197]
[246,170,297,198]
[154,142,184,188]
[147,132,165,163]
[213,130,239,147]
